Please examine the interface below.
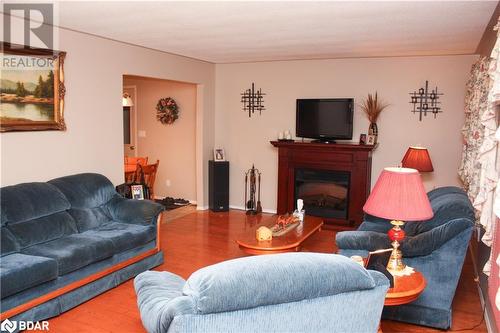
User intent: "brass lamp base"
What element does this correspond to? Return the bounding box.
[387,220,406,273]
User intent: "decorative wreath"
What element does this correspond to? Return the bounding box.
[156,97,179,124]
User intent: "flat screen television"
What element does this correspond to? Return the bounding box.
[296,98,354,142]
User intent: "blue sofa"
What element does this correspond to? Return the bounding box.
[134,252,389,333]
[335,186,475,329]
[0,173,164,325]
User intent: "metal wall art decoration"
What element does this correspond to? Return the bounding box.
[241,82,265,117]
[409,80,443,121]
[244,165,262,215]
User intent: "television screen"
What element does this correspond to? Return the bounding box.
[296,98,353,141]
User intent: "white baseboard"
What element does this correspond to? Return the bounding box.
[229,205,277,214]
[197,205,208,211]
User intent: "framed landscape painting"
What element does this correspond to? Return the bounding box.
[1,42,66,132]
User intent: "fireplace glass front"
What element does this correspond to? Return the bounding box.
[294,168,350,219]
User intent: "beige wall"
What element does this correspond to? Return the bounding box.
[123,76,197,201]
[215,55,477,213]
[1,14,215,207]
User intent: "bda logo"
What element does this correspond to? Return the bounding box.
[0,319,17,333]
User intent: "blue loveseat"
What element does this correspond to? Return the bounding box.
[335,186,475,329]
[0,173,164,325]
[134,253,390,333]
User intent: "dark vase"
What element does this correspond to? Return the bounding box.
[369,122,378,143]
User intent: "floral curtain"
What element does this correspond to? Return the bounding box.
[459,57,490,203]
[461,21,500,322]
[487,25,500,320]
[474,26,500,261]
[491,217,500,325]
[460,22,500,277]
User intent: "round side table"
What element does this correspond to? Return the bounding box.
[385,270,426,306]
[378,270,426,332]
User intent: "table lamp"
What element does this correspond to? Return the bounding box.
[401,146,433,172]
[363,167,433,273]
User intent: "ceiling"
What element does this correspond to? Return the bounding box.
[58,1,497,64]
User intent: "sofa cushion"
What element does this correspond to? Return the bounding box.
[0,182,70,226]
[183,252,377,314]
[68,206,113,232]
[1,253,58,298]
[427,186,467,201]
[405,192,474,237]
[49,173,117,232]
[48,173,117,209]
[81,222,156,253]
[7,211,78,248]
[22,234,115,275]
[1,227,20,257]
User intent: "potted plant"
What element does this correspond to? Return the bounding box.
[360,92,389,144]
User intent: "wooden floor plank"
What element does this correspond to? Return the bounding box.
[29,210,486,332]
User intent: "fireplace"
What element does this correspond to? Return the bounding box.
[271,141,375,228]
[295,169,350,219]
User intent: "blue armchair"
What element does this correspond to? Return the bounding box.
[335,186,475,329]
[134,253,389,333]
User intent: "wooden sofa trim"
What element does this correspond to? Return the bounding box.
[0,214,163,320]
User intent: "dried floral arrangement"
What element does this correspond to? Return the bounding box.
[359,92,389,123]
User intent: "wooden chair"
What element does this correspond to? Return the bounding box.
[124,156,148,182]
[125,156,148,168]
[136,160,159,200]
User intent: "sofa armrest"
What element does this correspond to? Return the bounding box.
[108,196,165,225]
[335,230,391,251]
[134,271,195,333]
[401,218,474,257]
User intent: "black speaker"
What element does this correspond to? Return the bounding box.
[209,160,229,212]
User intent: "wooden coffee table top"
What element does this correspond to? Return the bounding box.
[384,270,426,306]
[236,215,323,255]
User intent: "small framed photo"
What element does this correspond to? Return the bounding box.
[131,185,145,200]
[359,134,367,145]
[366,248,394,287]
[366,135,376,145]
[214,148,226,161]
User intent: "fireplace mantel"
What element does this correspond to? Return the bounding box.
[271,140,375,229]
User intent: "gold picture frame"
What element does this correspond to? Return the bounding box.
[1,42,66,132]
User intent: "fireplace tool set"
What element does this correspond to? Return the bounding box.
[245,165,262,215]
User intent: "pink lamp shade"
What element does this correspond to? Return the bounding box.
[363,167,434,222]
[401,146,434,172]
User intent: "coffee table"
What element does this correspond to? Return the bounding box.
[236,215,323,255]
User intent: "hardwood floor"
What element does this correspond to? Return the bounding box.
[34,210,486,332]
